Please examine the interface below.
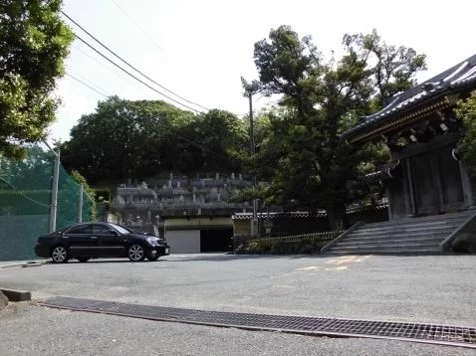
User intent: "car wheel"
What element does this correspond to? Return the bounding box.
[51,246,69,263]
[77,257,90,263]
[128,244,145,262]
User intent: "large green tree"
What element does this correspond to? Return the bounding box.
[251,26,426,229]
[61,97,248,184]
[0,0,73,159]
[61,96,195,183]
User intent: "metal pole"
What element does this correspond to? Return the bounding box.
[249,93,256,156]
[78,184,84,223]
[49,149,60,233]
[248,93,258,237]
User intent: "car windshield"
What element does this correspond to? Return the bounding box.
[109,223,132,235]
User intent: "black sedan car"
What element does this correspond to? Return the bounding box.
[34,222,170,263]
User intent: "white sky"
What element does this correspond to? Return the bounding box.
[50,0,476,143]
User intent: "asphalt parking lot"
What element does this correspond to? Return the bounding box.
[0,253,475,355]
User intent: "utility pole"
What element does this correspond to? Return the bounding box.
[241,77,260,237]
[49,148,60,233]
[78,184,84,223]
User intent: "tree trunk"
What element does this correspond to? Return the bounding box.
[326,203,346,231]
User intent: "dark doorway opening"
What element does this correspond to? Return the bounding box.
[200,228,233,252]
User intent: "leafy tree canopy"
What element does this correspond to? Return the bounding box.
[0,0,73,159]
[250,26,426,228]
[456,90,476,175]
[61,97,249,184]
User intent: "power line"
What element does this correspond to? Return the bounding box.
[72,32,203,112]
[61,10,209,112]
[110,0,164,54]
[66,72,111,98]
[72,44,148,93]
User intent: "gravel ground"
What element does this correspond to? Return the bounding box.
[1,253,475,355]
[1,303,474,356]
[0,254,475,326]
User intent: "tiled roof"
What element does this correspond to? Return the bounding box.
[232,203,389,220]
[232,211,326,220]
[344,54,476,140]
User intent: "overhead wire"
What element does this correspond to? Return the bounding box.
[110,0,164,54]
[66,72,111,98]
[61,10,209,112]
[71,44,148,93]
[58,10,251,164]
[72,32,203,113]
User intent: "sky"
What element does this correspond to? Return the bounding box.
[50,0,476,143]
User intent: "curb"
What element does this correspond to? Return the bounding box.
[0,260,47,270]
[0,288,31,302]
[0,290,7,310]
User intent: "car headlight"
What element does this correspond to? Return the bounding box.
[146,237,159,246]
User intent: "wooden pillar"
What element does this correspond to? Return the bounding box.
[385,186,392,220]
[459,160,476,208]
[431,156,445,213]
[404,159,417,216]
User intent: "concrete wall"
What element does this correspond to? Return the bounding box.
[165,230,200,253]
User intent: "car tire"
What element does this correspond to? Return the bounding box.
[128,244,145,262]
[51,245,69,263]
[77,257,90,263]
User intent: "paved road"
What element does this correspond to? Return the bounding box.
[1,253,475,355]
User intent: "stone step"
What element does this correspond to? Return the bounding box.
[350,225,456,237]
[337,236,445,247]
[340,236,447,246]
[325,210,476,255]
[362,211,474,228]
[327,247,441,255]
[355,219,464,232]
[331,241,441,250]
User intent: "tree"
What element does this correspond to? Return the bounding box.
[191,109,248,173]
[0,0,73,159]
[70,169,96,219]
[251,26,425,229]
[342,29,427,110]
[455,90,476,175]
[61,96,196,184]
[61,97,249,184]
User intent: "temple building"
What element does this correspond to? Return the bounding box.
[323,54,476,254]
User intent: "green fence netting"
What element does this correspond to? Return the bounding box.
[0,144,93,261]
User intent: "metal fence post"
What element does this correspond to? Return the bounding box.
[49,149,60,233]
[78,184,83,223]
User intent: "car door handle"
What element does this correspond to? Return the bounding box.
[90,236,98,239]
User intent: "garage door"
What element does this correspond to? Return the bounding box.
[165,230,200,253]
[200,228,233,252]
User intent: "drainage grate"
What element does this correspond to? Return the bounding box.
[38,296,476,349]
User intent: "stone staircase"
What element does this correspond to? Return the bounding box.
[324,210,476,255]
